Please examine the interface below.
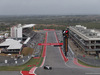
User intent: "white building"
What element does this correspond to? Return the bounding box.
[0,39,22,53]
[11,24,22,40]
[10,24,35,40]
[69,25,100,56]
[0,24,35,54]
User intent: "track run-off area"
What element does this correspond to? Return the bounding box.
[21,29,100,75]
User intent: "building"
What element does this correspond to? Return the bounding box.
[22,24,35,41]
[10,24,35,40]
[11,24,22,40]
[0,39,22,53]
[69,25,100,57]
[0,24,35,54]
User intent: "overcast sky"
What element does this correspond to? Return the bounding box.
[0,0,100,15]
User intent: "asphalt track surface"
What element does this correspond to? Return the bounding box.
[0,71,20,75]
[0,31,100,75]
[35,31,100,75]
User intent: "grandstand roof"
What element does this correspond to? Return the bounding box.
[22,24,35,28]
[0,39,22,49]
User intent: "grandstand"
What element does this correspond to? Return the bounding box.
[0,24,36,54]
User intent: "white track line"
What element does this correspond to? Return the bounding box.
[40,32,48,67]
[20,71,23,75]
[54,32,70,68]
[68,45,74,55]
[54,32,64,61]
[85,73,100,75]
[40,56,46,67]
[33,67,37,75]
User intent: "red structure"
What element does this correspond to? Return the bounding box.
[38,43,63,46]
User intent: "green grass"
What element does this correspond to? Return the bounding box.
[37,57,43,67]
[23,57,43,71]
[78,59,100,68]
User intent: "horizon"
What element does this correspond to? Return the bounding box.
[0,0,100,16]
[0,14,100,17]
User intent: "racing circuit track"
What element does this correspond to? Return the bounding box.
[35,31,100,75]
[0,30,100,75]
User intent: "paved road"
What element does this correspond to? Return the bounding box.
[0,71,21,75]
[36,31,100,75]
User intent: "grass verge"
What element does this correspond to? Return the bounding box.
[23,57,43,71]
[78,59,100,68]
